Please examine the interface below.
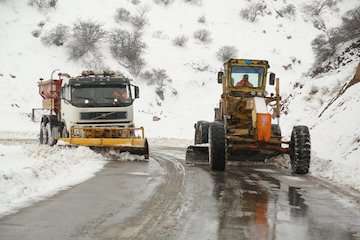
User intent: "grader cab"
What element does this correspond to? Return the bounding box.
[187,59,311,174]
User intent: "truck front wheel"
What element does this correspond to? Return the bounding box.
[46,122,58,146]
[39,122,48,145]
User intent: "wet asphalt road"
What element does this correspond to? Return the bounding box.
[1,145,360,240]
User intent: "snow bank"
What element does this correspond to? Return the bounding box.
[0,144,107,216]
[107,151,147,161]
[282,60,360,191]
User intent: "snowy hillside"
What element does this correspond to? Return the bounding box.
[282,45,360,190]
[0,0,356,139]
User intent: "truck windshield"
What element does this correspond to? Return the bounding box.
[231,66,264,88]
[71,85,132,107]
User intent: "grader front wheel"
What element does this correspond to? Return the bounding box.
[290,126,311,174]
[209,122,225,171]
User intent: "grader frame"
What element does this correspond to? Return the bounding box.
[187,59,311,174]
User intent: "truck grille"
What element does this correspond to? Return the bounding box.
[80,111,127,120]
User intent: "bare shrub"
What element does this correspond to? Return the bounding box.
[68,21,106,60]
[193,29,211,43]
[155,88,165,101]
[216,46,238,62]
[131,0,141,5]
[302,0,339,31]
[141,68,171,86]
[140,68,173,101]
[131,8,148,31]
[303,0,338,17]
[310,34,335,73]
[115,8,131,23]
[184,0,201,5]
[310,6,360,74]
[240,1,267,22]
[172,35,188,47]
[277,4,296,19]
[198,15,206,24]
[110,29,146,75]
[309,85,319,95]
[38,21,46,28]
[41,24,70,46]
[153,0,174,6]
[341,6,360,40]
[32,29,41,38]
[28,0,57,9]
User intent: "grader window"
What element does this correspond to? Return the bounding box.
[231,66,264,88]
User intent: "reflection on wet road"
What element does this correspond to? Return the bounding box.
[211,166,360,240]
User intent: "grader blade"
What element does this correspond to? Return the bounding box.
[185,144,209,164]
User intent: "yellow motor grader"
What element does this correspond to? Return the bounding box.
[34,70,149,158]
[186,59,310,174]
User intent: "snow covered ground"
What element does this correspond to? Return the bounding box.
[282,59,360,191]
[0,144,107,217]
[0,142,150,217]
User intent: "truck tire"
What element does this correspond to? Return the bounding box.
[290,126,311,174]
[208,122,225,171]
[61,124,69,138]
[39,122,48,144]
[144,139,150,160]
[195,121,209,144]
[46,122,58,146]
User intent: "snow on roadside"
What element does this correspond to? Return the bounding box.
[282,59,360,191]
[0,144,107,217]
[107,151,147,161]
[149,138,192,148]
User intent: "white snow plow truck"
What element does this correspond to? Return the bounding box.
[34,70,149,159]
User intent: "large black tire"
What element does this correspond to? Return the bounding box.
[46,122,58,146]
[208,122,225,171]
[144,139,150,160]
[290,126,311,174]
[61,124,69,138]
[194,121,210,144]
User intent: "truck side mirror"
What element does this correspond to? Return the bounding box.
[269,73,276,86]
[134,86,140,99]
[217,71,224,84]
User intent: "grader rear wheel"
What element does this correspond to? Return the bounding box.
[290,126,311,174]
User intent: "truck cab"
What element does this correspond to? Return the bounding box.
[60,72,139,135]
